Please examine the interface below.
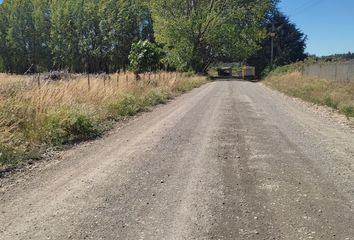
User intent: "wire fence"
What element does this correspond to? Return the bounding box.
[303,61,354,82]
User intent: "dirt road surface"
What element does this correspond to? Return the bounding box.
[1,80,354,240]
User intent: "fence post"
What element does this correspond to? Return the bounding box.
[37,73,41,89]
[87,73,91,90]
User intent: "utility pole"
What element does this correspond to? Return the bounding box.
[270,21,275,68]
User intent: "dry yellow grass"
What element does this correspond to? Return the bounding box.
[0,72,207,168]
[265,70,354,119]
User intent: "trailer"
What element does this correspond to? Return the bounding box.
[241,66,256,80]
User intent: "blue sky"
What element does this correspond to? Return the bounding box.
[279,0,354,56]
[0,0,352,56]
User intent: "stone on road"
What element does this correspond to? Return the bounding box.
[1,80,354,240]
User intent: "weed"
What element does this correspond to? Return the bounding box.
[341,106,354,119]
[324,96,339,109]
[109,95,144,117]
[43,110,98,145]
[0,144,24,167]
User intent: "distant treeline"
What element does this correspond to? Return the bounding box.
[1,0,293,74]
[311,52,354,62]
[0,0,154,73]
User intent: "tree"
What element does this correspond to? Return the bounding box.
[0,3,9,72]
[32,0,52,70]
[247,9,307,76]
[0,0,273,74]
[150,0,273,73]
[5,0,36,73]
[129,40,162,76]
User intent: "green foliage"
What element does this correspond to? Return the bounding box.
[150,0,273,73]
[144,90,170,105]
[266,58,317,77]
[341,106,354,119]
[324,96,339,110]
[129,40,162,73]
[0,144,24,167]
[0,0,154,73]
[0,0,275,74]
[44,110,98,145]
[109,95,145,117]
[248,9,307,77]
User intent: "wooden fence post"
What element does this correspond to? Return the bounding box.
[37,73,41,88]
[87,73,91,90]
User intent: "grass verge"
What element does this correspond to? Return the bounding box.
[0,72,207,172]
[265,70,354,120]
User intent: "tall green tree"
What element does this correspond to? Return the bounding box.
[32,0,51,70]
[150,0,273,72]
[5,0,36,73]
[50,0,84,71]
[0,2,9,72]
[247,9,307,76]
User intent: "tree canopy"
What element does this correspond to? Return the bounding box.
[151,0,273,72]
[0,0,276,73]
[0,0,153,73]
[247,9,307,76]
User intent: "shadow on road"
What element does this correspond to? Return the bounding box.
[210,76,262,83]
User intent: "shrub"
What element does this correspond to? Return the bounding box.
[0,144,23,167]
[144,90,170,105]
[129,40,163,74]
[44,110,98,145]
[109,95,145,117]
[324,96,339,109]
[341,106,354,119]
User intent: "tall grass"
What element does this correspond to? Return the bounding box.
[265,70,354,119]
[0,72,207,170]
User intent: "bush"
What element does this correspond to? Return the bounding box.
[109,95,145,117]
[341,106,354,119]
[144,90,170,105]
[324,96,339,109]
[44,110,98,145]
[0,144,23,167]
[129,40,163,74]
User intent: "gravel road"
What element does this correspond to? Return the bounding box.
[1,80,354,240]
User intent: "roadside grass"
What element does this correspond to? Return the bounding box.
[0,73,207,171]
[265,70,354,119]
